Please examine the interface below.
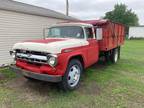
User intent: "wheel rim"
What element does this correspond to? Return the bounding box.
[68,65,81,87]
[114,49,118,62]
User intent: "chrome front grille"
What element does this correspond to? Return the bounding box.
[15,49,48,64]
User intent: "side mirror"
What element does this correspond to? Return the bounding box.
[96,28,103,40]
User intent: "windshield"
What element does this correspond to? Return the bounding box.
[46,26,84,39]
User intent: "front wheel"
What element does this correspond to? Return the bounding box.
[60,59,83,91]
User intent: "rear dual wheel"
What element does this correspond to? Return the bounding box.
[111,48,119,63]
[104,47,120,63]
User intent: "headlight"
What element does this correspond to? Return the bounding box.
[47,55,57,67]
[9,50,16,59]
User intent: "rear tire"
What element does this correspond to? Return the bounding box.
[110,48,119,63]
[104,51,110,62]
[118,46,121,59]
[59,59,83,91]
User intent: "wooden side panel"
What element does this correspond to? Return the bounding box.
[98,22,125,51]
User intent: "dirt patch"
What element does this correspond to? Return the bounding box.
[5,75,101,100]
[78,82,101,95]
[4,77,61,102]
[5,77,27,88]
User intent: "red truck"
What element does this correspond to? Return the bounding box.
[10,20,125,90]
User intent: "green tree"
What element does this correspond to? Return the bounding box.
[104,4,139,27]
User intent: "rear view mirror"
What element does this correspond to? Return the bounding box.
[96,28,102,40]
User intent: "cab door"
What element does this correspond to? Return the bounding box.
[84,27,99,66]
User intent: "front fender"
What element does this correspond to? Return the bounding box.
[56,48,87,75]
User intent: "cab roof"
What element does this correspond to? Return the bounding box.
[58,19,124,26]
[81,20,108,25]
[52,22,93,27]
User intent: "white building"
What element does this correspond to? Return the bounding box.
[0,0,77,66]
[129,26,144,39]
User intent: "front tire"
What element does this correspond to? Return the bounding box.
[60,59,83,91]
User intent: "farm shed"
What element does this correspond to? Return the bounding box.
[0,0,76,66]
[129,26,144,39]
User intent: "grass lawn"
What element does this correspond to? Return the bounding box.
[0,40,144,108]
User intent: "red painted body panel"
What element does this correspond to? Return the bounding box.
[87,39,99,65]
[97,22,125,51]
[16,60,59,75]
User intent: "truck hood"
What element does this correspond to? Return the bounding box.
[12,38,89,54]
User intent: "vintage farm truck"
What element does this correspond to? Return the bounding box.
[10,20,125,90]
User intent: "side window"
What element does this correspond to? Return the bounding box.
[85,27,93,39]
[48,28,60,36]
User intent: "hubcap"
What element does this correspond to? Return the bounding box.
[68,65,80,87]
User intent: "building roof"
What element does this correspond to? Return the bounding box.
[0,0,77,20]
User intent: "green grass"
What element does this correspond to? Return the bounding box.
[0,68,16,83]
[0,40,144,108]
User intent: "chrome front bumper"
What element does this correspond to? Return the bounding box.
[9,65,62,82]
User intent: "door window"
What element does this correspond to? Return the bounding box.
[85,27,93,39]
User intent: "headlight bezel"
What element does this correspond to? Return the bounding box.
[9,50,16,59]
[47,54,58,67]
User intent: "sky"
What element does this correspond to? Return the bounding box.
[14,0,144,25]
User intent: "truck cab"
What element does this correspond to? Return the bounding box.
[44,23,99,66]
[10,22,100,90]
